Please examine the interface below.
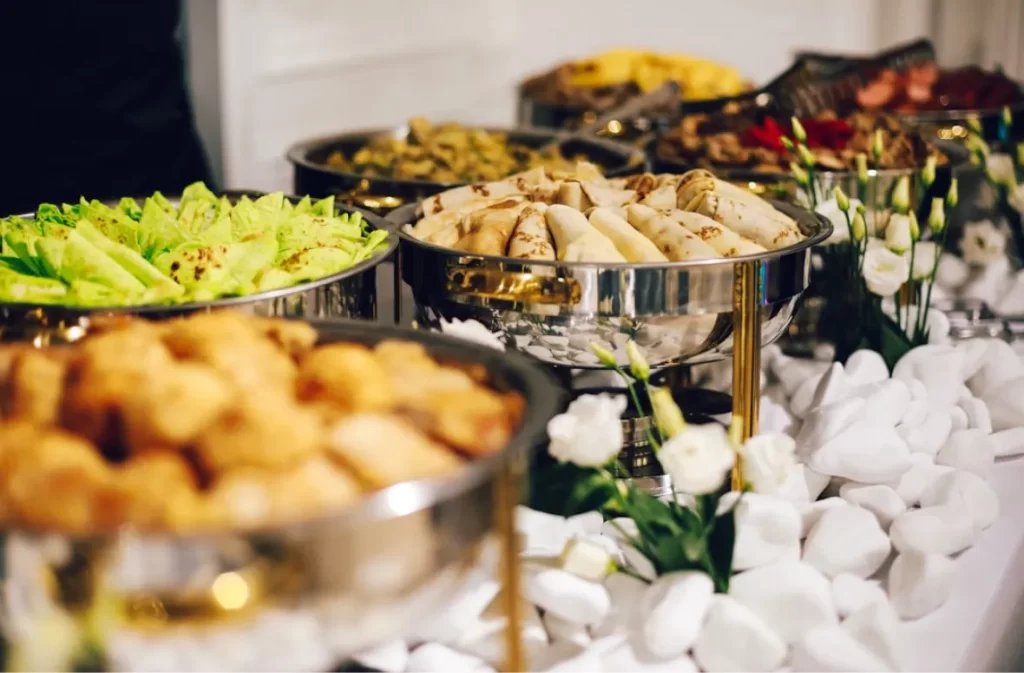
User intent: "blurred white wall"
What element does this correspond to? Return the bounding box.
[187,0,937,192]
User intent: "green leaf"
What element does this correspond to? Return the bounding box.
[878,311,913,371]
[707,505,737,592]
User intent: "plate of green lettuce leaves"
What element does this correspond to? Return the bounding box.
[0,182,394,311]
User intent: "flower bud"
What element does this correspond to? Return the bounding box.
[891,175,911,214]
[790,161,809,185]
[625,340,650,382]
[1017,143,1024,168]
[797,144,816,167]
[1004,106,1014,129]
[967,114,983,135]
[834,186,850,212]
[856,153,869,184]
[781,137,796,153]
[852,210,867,241]
[885,213,912,254]
[928,197,946,234]
[791,117,807,143]
[908,211,920,241]
[872,129,884,160]
[651,387,686,439]
[922,155,936,188]
[590,342,617,368]
[856,202,866,216]
[946,178,959,209]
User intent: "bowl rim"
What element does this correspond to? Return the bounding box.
[1,191,398,315]
[1,318,564,542]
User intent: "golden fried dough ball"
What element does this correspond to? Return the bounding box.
[2,425,120,532]
[373,340,437,373]
[206,456,362,528]
[329,412,462,487]
[3,350,66,425]
[122,362,234,450]
[297,344,394,414]
[116,453,203,530]
[76,321,173,373]
[195,391,323,473]
[399,388,516,456]
[252,317,319,359]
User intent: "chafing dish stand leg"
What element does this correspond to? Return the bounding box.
[497,460,524,672]
[731,260,762,490]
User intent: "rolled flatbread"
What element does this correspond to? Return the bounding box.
[623,173,657,194]
[625,204,721,261]
[588,208,668,263]
[655,174,684,189]
[665,209,767,257]
[508,203,555,260]
[580,182,637,208]
[641,184,678,210]
[573,161,607,185]
[545,204,626,263]
[557,181,593,211]
[452,200,530,255]
[709,179,802,235]
[411,195,525,239]
[677,176,717,211]
[419,181,526,216]
[688,192,802,250]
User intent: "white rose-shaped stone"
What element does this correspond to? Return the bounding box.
[439,318,505,351]
[658,424,735,495]
[961,220,1007,266]
[546,394,626,468]
[862,245,910,297]
[738,433,796,494]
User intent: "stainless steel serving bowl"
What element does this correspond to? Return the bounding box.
[0,193,397,343]
[0,319,562,671]
[287,125,647,213]
[386,201,832,370]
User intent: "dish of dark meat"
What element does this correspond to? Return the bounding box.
[857,64,1023,113]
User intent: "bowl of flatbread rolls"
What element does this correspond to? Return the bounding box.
[386,164,832,369]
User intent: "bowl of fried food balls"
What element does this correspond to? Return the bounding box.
[0,310,560,671]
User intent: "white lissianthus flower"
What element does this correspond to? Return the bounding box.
[961,220,1006,266]
[884,213,913,254]
[815,197,864,245]
[862,246,910,297]
[909,241,938,280]
[737,433,796,494]
[547,394,626,468]
[657,424,735,495]
[438,318,505,351]
[985,153,1016,187]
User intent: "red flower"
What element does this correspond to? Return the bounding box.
[743,117,854,153]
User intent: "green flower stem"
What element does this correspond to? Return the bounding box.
[612,366,661,451]
[906,241,917,334]
[919,224,949,339]
[841,208,855,243]
[641,379,667,445]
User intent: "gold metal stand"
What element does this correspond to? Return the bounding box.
[731,260,762,489]
[496,460,524,673]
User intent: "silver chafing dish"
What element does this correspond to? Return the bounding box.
[0,193,398,344]
[386,201,832,370]
[0,319,562,671]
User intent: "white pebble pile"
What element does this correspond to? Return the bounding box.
[353,337,1024,672]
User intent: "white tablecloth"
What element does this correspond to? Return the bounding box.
[901,455,1024,672]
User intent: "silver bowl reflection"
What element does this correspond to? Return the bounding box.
[0,193,397,344]
[386,201,832,369]
[0,320,562,670]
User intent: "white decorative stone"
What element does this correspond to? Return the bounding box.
[761,396,797,436]
[898,398,928,429]
[935,428,995,479]
[807,422,912,483]
[967,339,1024,398]
[791,363,848,420]
[858,379,912,428]
[920,470,999,530]
[601,641,697,672]
[693,595,788,673]
[888,551,956,619]
[530,641,597,672]
[982,376,1024,431]
[458,600,548,667]
[992,427,1024,457]
[838,483,906,530]
[800,498,849,538]
[831,574,888,619]
[640,571,714,659]
[353,640,409,673]
[543,612,591,648]
[732,494,803,571]
[845,350,889,387]
[892,345,965,412]
[949,406,969,431]
[955,383,973,406]
[729,561,838,644]
[795,397,865,461]
[526,569,610,626]
[889,506,979,556]
[956,338,991,382]
[896,411,952,458]
[790,625,890,672]
[565,511,603,537]
[621,544,657,581]
[907,378,928,401]
[410,574,501,644]
[601,517,638,543]
[406,643,494,673]
[960,397,993,433]
[841,601,907,671]
[517,507,569,556]
[590,572,647,639]
[774,355,830,398]
[885,453,954,507]
[802,506,891,579]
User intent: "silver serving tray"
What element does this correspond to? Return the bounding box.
[0,319,562,670]
[0,193,398,342]
[386,200,832,369]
